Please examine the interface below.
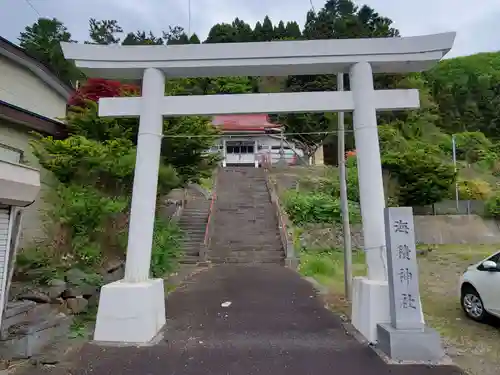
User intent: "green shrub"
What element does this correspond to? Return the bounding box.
[382,146,456,206]
[283,190,361,225]
[299,252,338,278]
[457,178,492,200]
[150,219,183,278]
[485,191,500,218]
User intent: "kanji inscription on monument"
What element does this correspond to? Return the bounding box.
[384,207,424,330]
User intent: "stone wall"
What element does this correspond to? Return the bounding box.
[298,215,500,251]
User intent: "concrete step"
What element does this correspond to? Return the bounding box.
[183,242,203,247]
[180,256,201,264]
[180,211,207,216]
[182,235,206,240]
[179,219,207,224]
[183,243,205,248]
[209,257,284,265]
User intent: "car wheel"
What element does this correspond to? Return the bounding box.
[461,285,487,322]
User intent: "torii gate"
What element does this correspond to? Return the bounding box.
[61,32,455,344]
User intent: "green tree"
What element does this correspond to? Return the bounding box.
[122,31,164,45]
[284,21,302,39]
[87,19,123,45]
[424,52,500,138]
[274,21,286,40]
[19,17,80,84]
[253,21,264,41]
[189,33,201,44]
[163,26,190,45]
[382,146,456,206]
[205,23,236,43]
[277,0,400,161]
[261,16,275,41]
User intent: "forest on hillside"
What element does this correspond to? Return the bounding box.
[16,0,500,211]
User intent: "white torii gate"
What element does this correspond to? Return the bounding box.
[61,32,455,344]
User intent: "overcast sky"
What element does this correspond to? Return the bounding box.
[1,0,499,58]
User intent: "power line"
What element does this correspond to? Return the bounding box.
[309,0,316,12]
[24,0,41,17]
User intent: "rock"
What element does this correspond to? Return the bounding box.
[47,279,66,299]
[104,267,124,283]
[87,293,100,308]
[104,259,124,274]
[18,291,51,304]
[65,297,88,314]
[61,284,97,299]
[0,359,10,370]
[65,268,89,286]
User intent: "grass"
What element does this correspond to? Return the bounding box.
[300,244,500,375]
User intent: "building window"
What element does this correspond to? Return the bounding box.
[226,145,255,154]
[0,144,22,163]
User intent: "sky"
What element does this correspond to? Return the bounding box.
[1,0,499,58]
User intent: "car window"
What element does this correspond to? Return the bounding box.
[477,252,500,271]
[488,252,500,263]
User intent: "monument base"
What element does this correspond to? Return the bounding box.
[93,278,165,344]
[377,323,444,362]
[351,277,390,343]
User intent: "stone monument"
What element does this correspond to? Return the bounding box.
[377,207,444,362]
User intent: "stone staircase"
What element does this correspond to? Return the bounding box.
[208,167,285,264]
[0,300,72,359]
[178,191,211,264]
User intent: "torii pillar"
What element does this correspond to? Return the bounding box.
[93,68,167,343]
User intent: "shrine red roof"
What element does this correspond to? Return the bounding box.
[212,114,282,132]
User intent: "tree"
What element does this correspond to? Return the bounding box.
[277,0,400,161]
[382,146,456,206]
[253,21,264,41]
[261,16,274,41]
[424,52,500,138]
[163,26,190,45]
[274,21,286,40]
[122,31,163,45]
[189,33,201,44]
[284,21,302,39]
[19,17,80,84]
[68,78,139,108]
[88,19,123,45]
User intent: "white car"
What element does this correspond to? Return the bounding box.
[460,250,500,321]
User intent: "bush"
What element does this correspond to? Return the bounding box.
[150,219,183,278]
[457,178,492,200]
[299,251,339,278]
[485,191,500,218]
[382,146,456,206]
[283,191,361,225]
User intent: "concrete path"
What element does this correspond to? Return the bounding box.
[25,265,464,375]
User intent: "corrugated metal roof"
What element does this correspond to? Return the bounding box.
[212,114,281,131]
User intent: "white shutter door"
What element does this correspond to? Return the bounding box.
[0,208,10,313]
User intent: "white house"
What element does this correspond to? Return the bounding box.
[0,36,73,249]
[211,114,303,167]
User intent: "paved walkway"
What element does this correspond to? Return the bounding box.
[26,265,464,375]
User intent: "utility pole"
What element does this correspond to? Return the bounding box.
[337,72,352,301]
[280,127,285,160]
[188,0,191,36]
